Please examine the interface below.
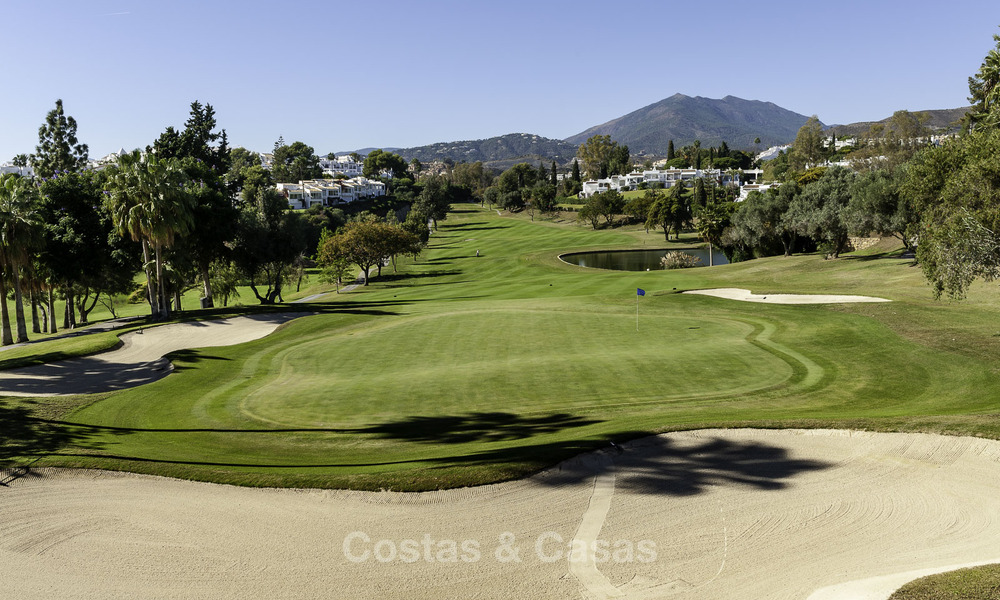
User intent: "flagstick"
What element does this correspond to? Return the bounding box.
[636,293,639,332]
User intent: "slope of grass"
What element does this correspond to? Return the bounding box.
[5,203,1000,490]
[889,564,1000,599]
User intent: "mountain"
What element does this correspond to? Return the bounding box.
[826,107,969,137]
[393,133,579,170]
[565,94,816,154]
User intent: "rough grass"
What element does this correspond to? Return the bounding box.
[5,203,1000,490]
[889,564,1000,599]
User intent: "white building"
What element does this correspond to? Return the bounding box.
[278,176,386,210]
[579,168,729,198]
[0,163,33,177]
[737,182,780,201]
[318,156,364,178]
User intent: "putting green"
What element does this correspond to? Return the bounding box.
[239,310,796,426]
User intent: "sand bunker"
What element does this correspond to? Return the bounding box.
[3,429,999,599]
[0,313,306,397]
[683,288,891,304]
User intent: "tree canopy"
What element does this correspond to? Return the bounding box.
[32,99,88,178]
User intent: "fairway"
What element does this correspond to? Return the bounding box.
[6,203,1000,490]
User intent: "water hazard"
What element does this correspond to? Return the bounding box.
[561,248,728,271]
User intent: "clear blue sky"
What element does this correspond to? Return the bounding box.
[2,0,998,161]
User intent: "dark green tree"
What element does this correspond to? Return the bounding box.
[31,99,89,178]
[845,168,918,252]
[646,184,691,240]
[730,184,800,257]
[0,175,43,344]
[272,142,322,183]
[231,186,307,303]
[790,116,825,170]
[783,167,854,257]
[362,149,409,179]
[38,171,139,328]
[413,175,451,229]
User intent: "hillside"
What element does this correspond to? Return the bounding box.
[393,133,579,169]
[564,94,815,154]
[826,107,969,137]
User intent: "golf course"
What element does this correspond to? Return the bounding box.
[3,203,1000,490]
[4,203,1000,599]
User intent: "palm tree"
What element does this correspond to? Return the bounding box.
[969,32,1000,129]
[12,154,29,177]
[104,151,194,319]
[0,175,42,344]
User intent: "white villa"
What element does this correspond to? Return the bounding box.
[737,182,780,201]
[319,156,364,178]
[0,162,33,177]
[579,168,758,199]
[278,177,386,210]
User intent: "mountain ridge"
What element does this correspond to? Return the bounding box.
[350,97,969,168]
[564,94,817,154]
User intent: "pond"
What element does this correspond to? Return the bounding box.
[560,247,729,271]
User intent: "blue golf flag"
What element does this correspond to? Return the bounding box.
[637,288,645,296]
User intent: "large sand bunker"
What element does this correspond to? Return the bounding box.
[0,313,306,397]
[683,288,891,304]
[3,429,999,599]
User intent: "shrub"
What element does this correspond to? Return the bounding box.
[661,251,702,269]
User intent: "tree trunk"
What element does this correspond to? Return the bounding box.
[39,300,48,334]
[12,266,28,343]
[141,240,159,319]
[77,289,99,324]
[30,289,41,335]
[273,265,284,303]
[0,273,12,346]
[67,289,77,329]
[63,296,70,330]
[200,264,214,308]
[173,290,182,313]
[47,288,57,334]
[155,244,169,320]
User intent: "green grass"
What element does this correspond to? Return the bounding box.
[889,564,1000,599]
[5,203,1000,490]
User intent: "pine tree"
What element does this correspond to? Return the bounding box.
[550,161,557,187]
[667,140,675,161]
[32,99,88,178]
[571,159,581,182]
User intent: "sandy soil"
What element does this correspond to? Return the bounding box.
[0,313,307,396]
[3,429,999,599]
[683,288,891,304]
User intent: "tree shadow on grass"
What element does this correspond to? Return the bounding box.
[443,224,508,232]
[0,400,121,476]
[165,350,231,372]
[353,411,602,444]
[0,359,177,396]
